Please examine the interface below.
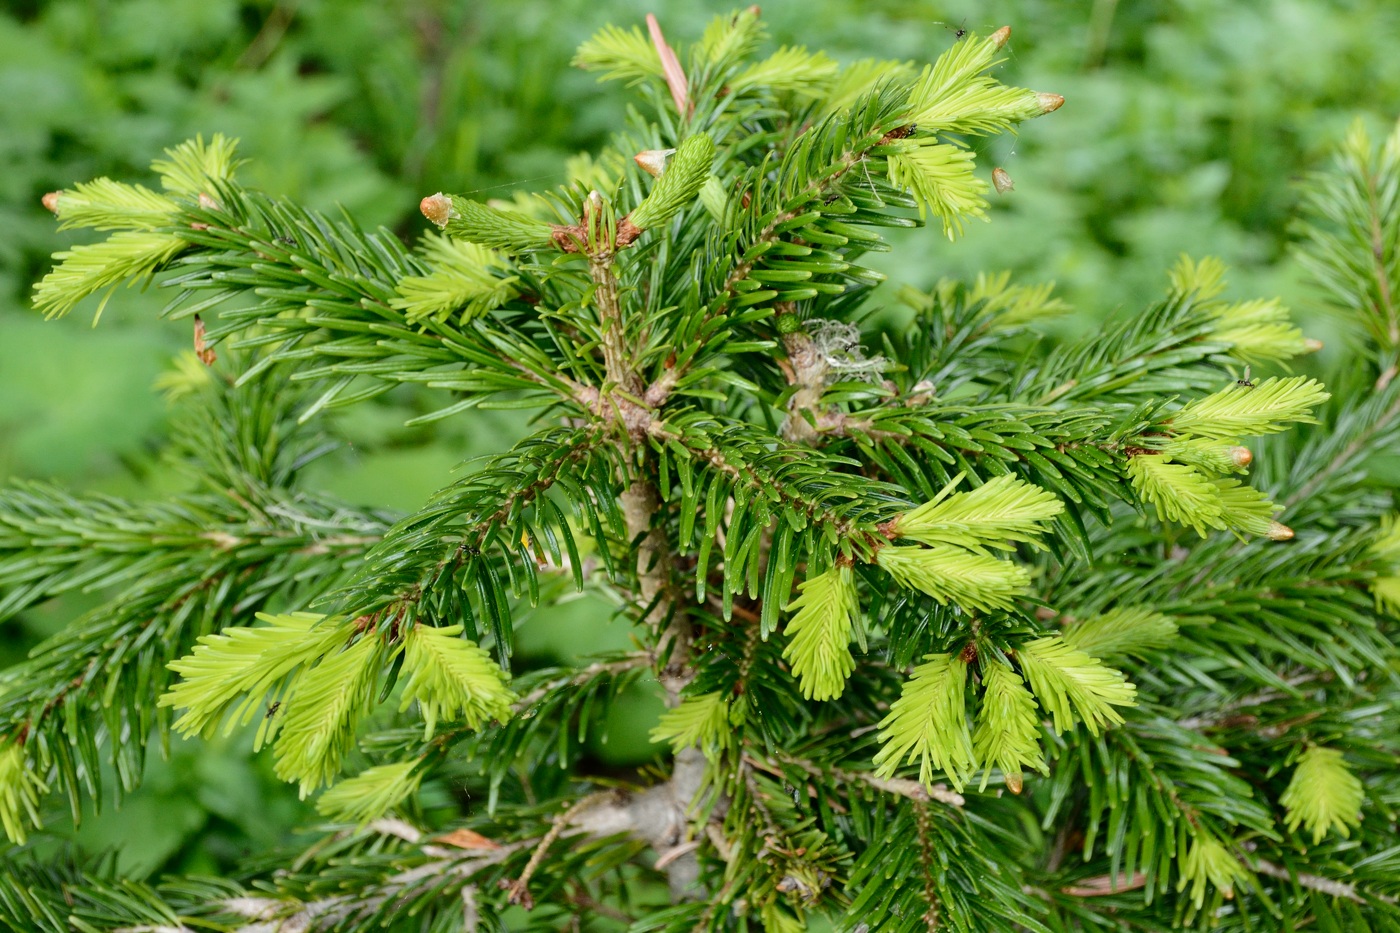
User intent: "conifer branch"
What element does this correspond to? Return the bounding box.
[756,751,965,807]
[1250,854,1399,906]
[508,655,651,713]
[13,12,1400,931]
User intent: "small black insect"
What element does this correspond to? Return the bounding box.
[265,701,281,718]
[1236,365,1255,389]
[274,235,298,248]
[879,123,918,145]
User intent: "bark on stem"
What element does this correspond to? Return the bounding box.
[621,480,691,702]
[591,256,640,395]
[779,329,829,444]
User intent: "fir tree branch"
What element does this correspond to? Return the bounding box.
[1250,854,1398,906]
[19,12,1400,931]
[0,487,384,832]
[1283,387,1400,511]
[328,425,612,662]
[508,656,652,713]
[754,751,965,807]
[652,416,902,550]
[505,791,616,908]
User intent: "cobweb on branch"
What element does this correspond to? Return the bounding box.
[808,319,888,383]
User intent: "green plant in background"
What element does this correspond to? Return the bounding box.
[4,6,1400,933]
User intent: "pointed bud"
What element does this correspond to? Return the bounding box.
[1037,92,1065,114]
[1005,771,1024,794]
[747,5,761,15]
[42,191,62,214]
[1304,338,1324,352]
[990,25,1011,49]
[907,378,936,405]
[197,192,222,211]
[634,148,677,178]
[1230,446,1252,468]
[193,314,216,366]
[419,192,455,228]
[1267,521,1294,541]
[992,167,1015,194]
[583,190,605,235]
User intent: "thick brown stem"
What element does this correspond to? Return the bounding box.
[621,480,691,701]
[779,329,828,444]
[570,747,709,899]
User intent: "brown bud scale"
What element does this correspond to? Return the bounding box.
[634,148,675,178]
[193,315,217,366]
[419,193,454,228]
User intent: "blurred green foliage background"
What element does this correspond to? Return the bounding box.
[2,0,1397,882]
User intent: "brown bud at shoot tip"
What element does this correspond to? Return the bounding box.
[991,26,1011,49]
[746,5,761,16]
[1005,772,1024,794]
[193,314,216,366]
[1230,446,1252,468]
[1034,606,1056,621]
[1037,92,1065,114]
[419,193,455,228]
[1266,522,1294,541]
[634,148,676,178]
[197,192,222,212]
[1303,338,1324,352]
[992,167,1015,194]
[42,191,62,214]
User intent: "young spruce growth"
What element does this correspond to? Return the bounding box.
[4,9,1400,931]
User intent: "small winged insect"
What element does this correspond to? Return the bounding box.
[265,701,281,719]
[992,167,1015,194]
[1236,365,1254,389]
[932,18,968,40]
[274,234,298,248]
